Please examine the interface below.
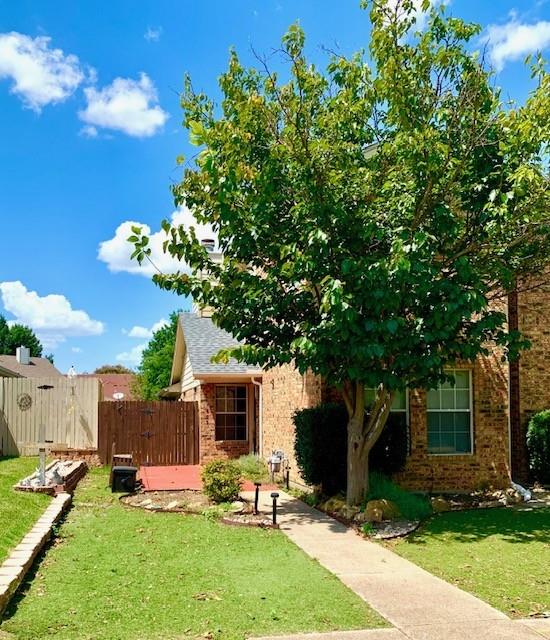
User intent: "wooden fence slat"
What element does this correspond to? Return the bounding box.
[97,401,199,466]
[0,377,100,456]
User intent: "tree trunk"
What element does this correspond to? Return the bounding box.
[346,412,369,505]
[343,381,393,506]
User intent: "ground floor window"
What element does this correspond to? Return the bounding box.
[426,369,473,454]
[215,385,247,441]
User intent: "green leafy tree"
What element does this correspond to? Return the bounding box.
[132,2,550,504]
[0,317,43,357]
[0,316,9,354]
[133,312,180,400]
[94,364,134,374]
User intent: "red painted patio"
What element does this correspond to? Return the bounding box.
[139,465,278,492]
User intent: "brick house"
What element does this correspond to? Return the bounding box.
[167,280,550,492]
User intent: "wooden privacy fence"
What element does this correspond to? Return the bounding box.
[97,401,199,466]
[0,377,100,456]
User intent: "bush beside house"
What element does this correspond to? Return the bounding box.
[294,403,408,495]
[526,410,550,484]
[201,460,243,503]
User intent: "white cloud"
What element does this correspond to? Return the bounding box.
[144,26,162,42]
[485,16,550,71]
[116,342,146,366]
[125,318,168,339]
[98,206,218,277]
[78,72,169,137]
[0,281,104,349]
[71,346,82,353]
[0,31,85,111]
[79,124,98,138]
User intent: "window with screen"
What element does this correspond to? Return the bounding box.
[426,369,472,454]
[215,385,247,441]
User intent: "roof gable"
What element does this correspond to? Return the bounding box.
[179,313,261,376]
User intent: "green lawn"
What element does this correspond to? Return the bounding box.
[391,506,550,618]
[1,468,385,640]
[0,457,51,564]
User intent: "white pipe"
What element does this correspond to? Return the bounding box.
[252,378,262,457]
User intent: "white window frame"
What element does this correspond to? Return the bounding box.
[215,384,248,442]
[426,369,474,456]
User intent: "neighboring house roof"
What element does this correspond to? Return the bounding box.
[79,373,136,400]
[0,355,62,378]
[180,313,262,376]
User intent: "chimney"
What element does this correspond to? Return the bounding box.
[193,240,222,317]
[16,345,31,365]
[201,238,216,252]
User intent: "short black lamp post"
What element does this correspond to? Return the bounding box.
[254,482,261,515]
[270,492,279,526]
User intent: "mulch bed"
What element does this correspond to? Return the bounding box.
[120,490,278,528]
[121,490,210,513]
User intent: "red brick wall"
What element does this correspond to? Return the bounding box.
[515,282,550,480]
[395,352,511,492]
[261,364,323,484]
[198,384,252,463]
[261,355,512,492]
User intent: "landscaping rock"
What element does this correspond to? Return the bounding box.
[372,520,420,539]
[166,501,179,510]
[230,500,245,513]
[431,496,451,513]
[354,510,371,524]
[322,496,346,513]
[339,505,360,520]
[365,499,401,521]
[505,488,523,504]
[365,505,383,522]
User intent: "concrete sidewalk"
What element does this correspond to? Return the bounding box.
[247,491,550,640]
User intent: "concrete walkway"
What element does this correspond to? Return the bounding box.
[247,491,550,640]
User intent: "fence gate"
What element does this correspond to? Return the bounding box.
[97,401,199,466]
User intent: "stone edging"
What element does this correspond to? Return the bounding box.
[0,492,72,616]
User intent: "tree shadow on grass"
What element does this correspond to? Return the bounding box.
[404,506,550,546]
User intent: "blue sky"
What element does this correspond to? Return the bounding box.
[0,0,549,374]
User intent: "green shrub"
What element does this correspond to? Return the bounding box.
[294,403,348,495]
[372,414,408,475]
[363,471,432,521]
[236,454,269,483]
[526,410,550,484]
[293,402,408,495]
[201,460,242,503]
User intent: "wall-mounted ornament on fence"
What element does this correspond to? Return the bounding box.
[17,393,32,411]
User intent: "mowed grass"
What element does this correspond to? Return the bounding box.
[2,468,385,640]
[0,457,51,563]
[390,506,550,617]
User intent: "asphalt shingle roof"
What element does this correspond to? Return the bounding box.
[180,313,261,375]
[0,355,62,378]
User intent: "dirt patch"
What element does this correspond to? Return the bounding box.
[121,490,210,513]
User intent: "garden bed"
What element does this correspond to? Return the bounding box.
[121,489,210,513]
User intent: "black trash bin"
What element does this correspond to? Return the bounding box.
[111,465,138,493]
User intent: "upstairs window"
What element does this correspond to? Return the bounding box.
[215,385,247,441]
[426,369,472,454]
